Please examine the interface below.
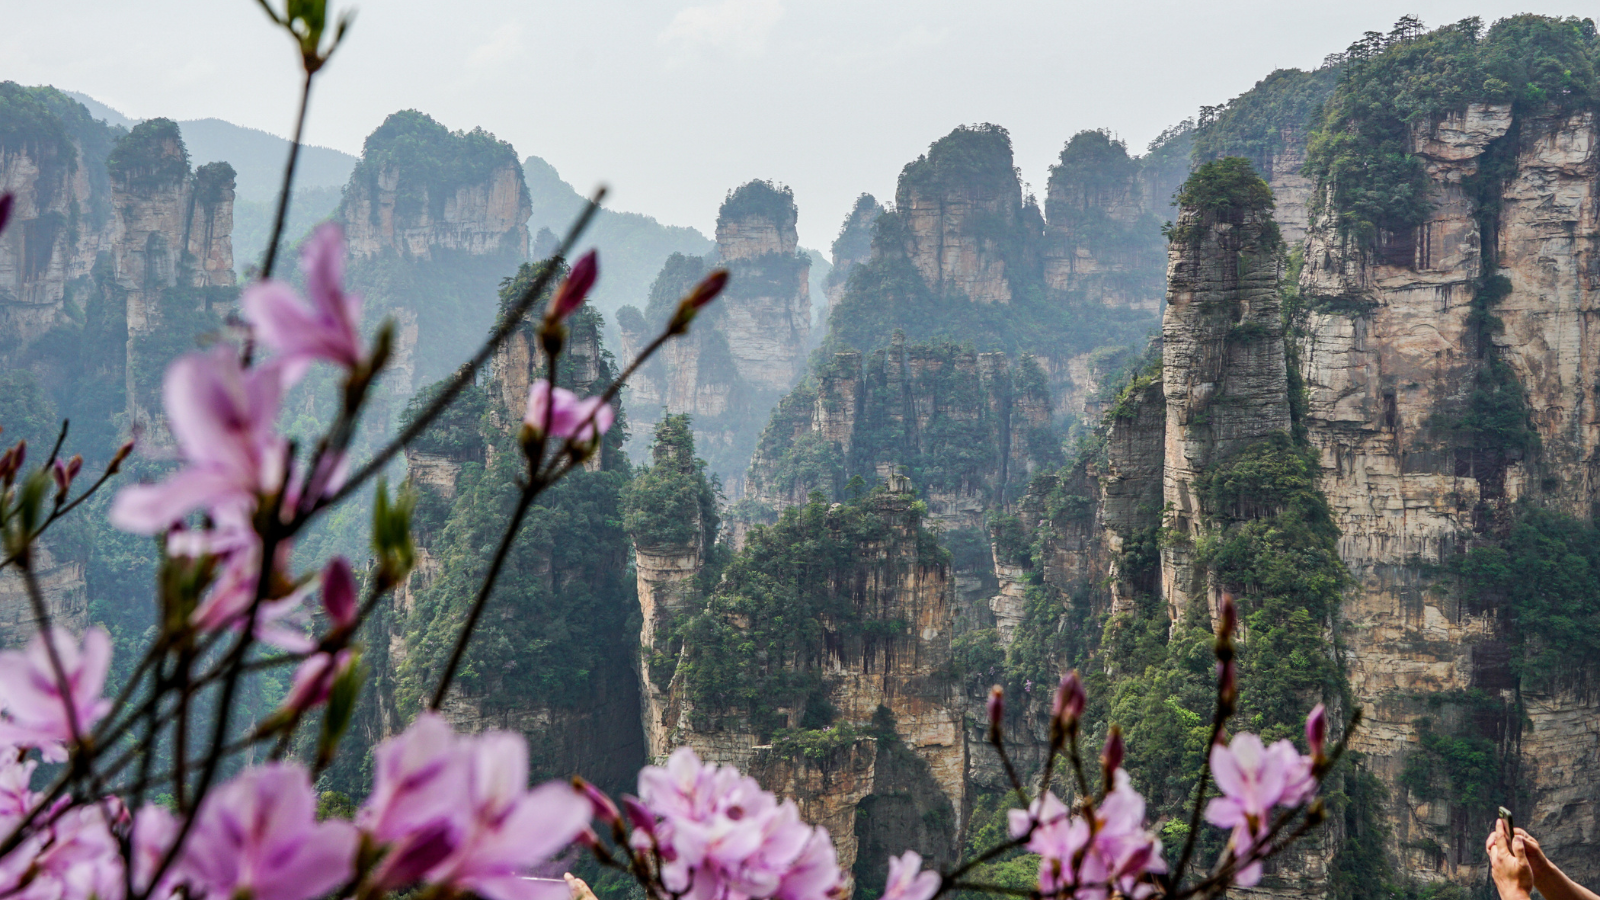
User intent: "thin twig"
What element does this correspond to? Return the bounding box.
[429,474,541,709]
[258,71,314,280]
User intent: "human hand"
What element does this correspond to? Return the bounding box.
[1488,819,1534,900]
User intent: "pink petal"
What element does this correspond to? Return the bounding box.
[301,224,347,321]
[321,557,358,628]
[110,469,248,534]
[1208,742,1247,801]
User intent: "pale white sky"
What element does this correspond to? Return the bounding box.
[6,1,1595,250]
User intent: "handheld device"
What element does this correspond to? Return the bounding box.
[1499,806,1515,833]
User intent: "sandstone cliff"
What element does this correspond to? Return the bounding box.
[337,110,530,397]
[1296,95,1600,885]
[617,180,810,496]
[635,469,966,889]
[368,263,644,794]
[822,194,884,319]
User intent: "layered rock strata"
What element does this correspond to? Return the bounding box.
[1297,101,1600,885]
[1159,191,1289,617]
[618,181,810,495]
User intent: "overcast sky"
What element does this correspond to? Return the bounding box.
[6,1,1595,251]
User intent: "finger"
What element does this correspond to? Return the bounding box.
[1513,836,1529,862]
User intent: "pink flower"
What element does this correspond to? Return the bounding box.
[5,802,123,900]
[282,649,355,712]
[0,627,112,761]
[523,383,615,445]
[548,251,598,322]
[1205,733,1317,884]
[110,347,294,534]
[360,713,591,900]
[634,747,840,900]
[183,519,311,652]
[1016,771,1165,900]
[882,851,939,900]
[775,830,842,900]
[321,556,359,629]
[242,223,364,369]
[131,804,179,897]
[181,763,357,900]
[422,733,591,900]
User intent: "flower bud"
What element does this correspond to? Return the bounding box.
[1218,591,1238,643]
[0,194,12,236]
[668,269,730,335]
[622,795,656,838]
[1306,702,1327,762]
[1052,671,1086,726]
[1101,725,1125,778]
[1217,658,1238,707]
[986,685,1004,735]
[109,440,134,474]
[574,777,620,826]
[548,251,598,323]
[321,556,359,630]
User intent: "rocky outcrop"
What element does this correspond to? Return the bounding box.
[822,194,883,317]
[647,477,967,886]
[341,113,529,263]
[1296,100,1600,886]
[0,85,120,352]
[618,181,810,495]
[891,125,1033,305]
[1159,177,1288,617]
[1042,131,1167,312]
[742,335,1059,532]
[0,546,87,648]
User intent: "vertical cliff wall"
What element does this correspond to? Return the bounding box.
[367,262,644,795]
[0,83,121,354]
[1158,160,1290,617]
[1298,83,1600,885]
[635,470,966,891]
[338,111,531,400]
[617,180,811,495]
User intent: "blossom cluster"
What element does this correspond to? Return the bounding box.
[624,747,844,900]
[0,631,591,900]
[1011,769,1167,900]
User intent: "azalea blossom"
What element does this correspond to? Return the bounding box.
[1,802,123,900]
[360,713,591,900]
[881,851,940,900]
[109,347,295,534]
[181,515,312,652]
[1205,732,1317,885]
[523,382,615,445]
[1015,771,1164,900]
[633,746,841,900]
[181,763,358,900]
[0,627,112,760]
[242,223,364,369]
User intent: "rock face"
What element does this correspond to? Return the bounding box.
[741,335,1059,534]
[641,477,967,887]
[337,111,531,400]
[618,180,810,495]
[109,120,237,428]
[0,546,87,647]
[822,194,884,318]
[1042,131,1169,312]
[0,85,120,352]
[1159,185,1288,617]
[1295,101,1600,886]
